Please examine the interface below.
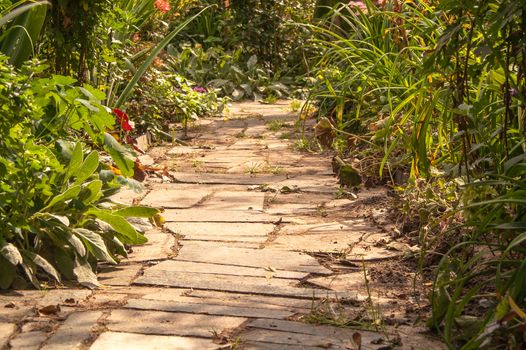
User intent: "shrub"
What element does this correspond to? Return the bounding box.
[0,57,158,289]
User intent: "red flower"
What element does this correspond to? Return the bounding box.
[154,0,170,13]
[113,108,133,132]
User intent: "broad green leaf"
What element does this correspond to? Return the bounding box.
[0,2,48,66]
[74,228,116,264]
[115,206,159,218]
[66,231,87,257]
[86,209,147,244]
[42,185,81,211]
[25,251,61,282]
[73,257,99,289]
[0,243,22,265]
[65,143,83,180]
[80,180,103,205]
[104,133,135,177]
[74,151,100,185]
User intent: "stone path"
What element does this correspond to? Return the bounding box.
[0,102,443,349]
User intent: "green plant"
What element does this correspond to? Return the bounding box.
[267,120,289,132]
[0,58,157,289]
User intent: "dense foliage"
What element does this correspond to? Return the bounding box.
[307,0,526,348]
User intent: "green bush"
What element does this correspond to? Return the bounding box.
[0,57,158,289]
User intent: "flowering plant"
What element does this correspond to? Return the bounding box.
[155,0,170,13]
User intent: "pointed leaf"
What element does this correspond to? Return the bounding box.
[74,228,116,264]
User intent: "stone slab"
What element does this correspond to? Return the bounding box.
[39,289,92,307]
[185,235,267,243]
[90,332,217,350]
[125,298,294,319]
[98,264,143,287]
[202,191,265,211]
[247,319,445,350]
[140,289,313,310]
[166,222,274,237]
[175,244,331,275]
[0,322,16,348]
[163,210,281,223]
[169,172,288,185]
[240,329,351,349]
[135,270,335,299]
[128,231,175,262]
[41,311,102,350]
[246,319,385,350]
[241,341,327,350]
[306,273,366,293]
[9,331,48,350]
[146,260,308,279]
[279,220,376,235]
[167,146,208,156]
[269,232,364,252]
[107,309,246,338]
[110,188,145,205]
[141,188,210,209]
[142,288,312,313]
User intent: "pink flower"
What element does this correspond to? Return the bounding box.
[155,0,170,13]
[113,108,133,132]
[192,86,207,93]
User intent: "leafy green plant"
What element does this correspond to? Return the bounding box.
[0,57,158,289]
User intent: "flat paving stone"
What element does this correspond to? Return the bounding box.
[141,289,313,310]
[306,273,366,293]
[241,341,328,350]
[279,220,376,235]
[202,191,265,211]
[41,311,102,350]
[240,329,352,349]
[137,288,312,313]
[166,222,274,237]
[107,309,246,338]
[135,270,337,299]
[38,289,92,307]
[98,264,142,286]
[185,235,267,243]
[163,209,280,223]
[246,319,445,350]
[141,188,210,208]
[245,319,384,350]
[169,172,288,185]
[175,244,331,274]
[0,322,16,348]
[128,231,175,262]
[110,188,145,205]
[146,260,309,279]
[125,298,294,319]
[167,146,208,156]
[269,232,364,252]
[90,332,217,350]
[9,331,48,350]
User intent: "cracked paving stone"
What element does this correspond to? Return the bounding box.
[162,209,281,223]
[145,260,309,279]
[90,332,217,350]
[201,190,265,211]
[141,186,211,209]
[9,331,48,350]
[134,270,339,299]
[174,244,331,274]
[107,309,246,338]
[0,322,16,348]
[166,222,274,238]
[41,311,103,350]
[125,298,295,319]
[169,172,288,185]
[127,231,175,262]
